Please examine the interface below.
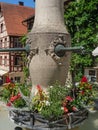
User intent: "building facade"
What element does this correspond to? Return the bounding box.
[0,2,35,84]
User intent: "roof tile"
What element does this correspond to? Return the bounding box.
[0,2,35,36]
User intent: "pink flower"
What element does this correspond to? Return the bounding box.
[17,93,21,98]
[64,107,68,113]
[10,95,20,102]
[6,102,12,106]
[81,76,88,82]
[66,96,73,102]
[72,106,78,111]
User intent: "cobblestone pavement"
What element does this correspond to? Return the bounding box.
[80,111,98,130]
[0,103,17,130]
[0,102,98,130]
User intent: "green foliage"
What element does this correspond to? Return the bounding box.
[48,82,69,102]
[41,82,71,120]
[64,0,98,81]
[20,34,27,46]
[23,67,30,79]
[13,98,26,108]
[20,84,31,97]
[20,34,30,79]
[33,78,96,120]
[41,101,63,120]
[0,83,31,108]
[1,78,96,120]
[0,83,17,102]
[1,88,11,102]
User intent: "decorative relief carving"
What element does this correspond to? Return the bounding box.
[27,47,39,66]
[45,35,67,65]
[27,35,67,66]
[26,37,39,65]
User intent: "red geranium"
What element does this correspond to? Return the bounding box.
[66,96,73,102]
[81,76,88,82]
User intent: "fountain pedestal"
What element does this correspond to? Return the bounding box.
[28,0,71,92]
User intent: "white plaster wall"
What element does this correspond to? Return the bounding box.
[0,16,10,72]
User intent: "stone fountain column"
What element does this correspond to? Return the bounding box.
[25,0,80,130]
[28,0,71,93]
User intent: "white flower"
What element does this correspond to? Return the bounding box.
[61,107,64,110]
[45,101,50,106]
[67,85,71,88]
[50,86,53,88]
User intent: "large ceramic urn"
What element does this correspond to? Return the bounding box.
[28,0,71,91]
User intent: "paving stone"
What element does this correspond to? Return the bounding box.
[0,104,98,130]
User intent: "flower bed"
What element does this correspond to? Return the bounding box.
[0,76,96,129]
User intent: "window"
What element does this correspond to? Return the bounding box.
[1,23,3,33]
[27,22,33,31]
[0,39,2,48]
[14,56,22,66]
[27,17,34,31]
[0,56,2,65]
[0,7,2,17]
[4,56,7,65]
[89,70,95,76]
[11,37,13,42]
[0,12,2,17]
[15,77,21,83]
[14,38,22,48]
[4,38,7,48]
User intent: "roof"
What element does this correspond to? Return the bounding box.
[0,2,35,36]
[23,14,35,22]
